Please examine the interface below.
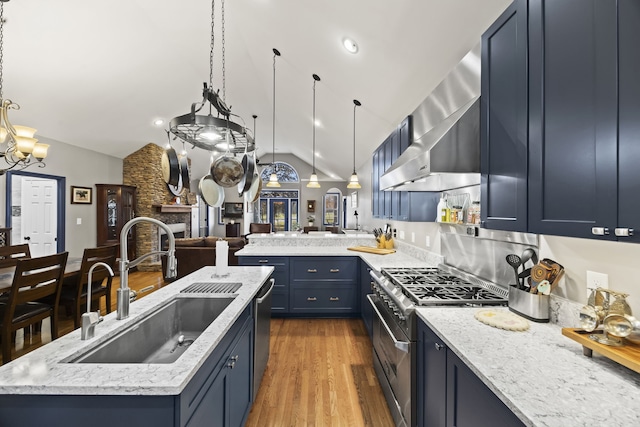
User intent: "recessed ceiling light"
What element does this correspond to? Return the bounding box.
[342,37,359,54]
[153,119,164,126]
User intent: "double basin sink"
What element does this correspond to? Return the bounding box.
[67,286,238,364]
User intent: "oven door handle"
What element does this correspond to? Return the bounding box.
[367,295,410,353]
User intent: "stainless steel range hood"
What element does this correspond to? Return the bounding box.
[380,44,481,192]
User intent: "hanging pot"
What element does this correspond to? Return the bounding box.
[161,147,181,186]
[179,153,190,191]
[245,171,261,203]
[199,175,225,207]
[252,175,262,203]
[237,151,256,196]
[211,154,244,188]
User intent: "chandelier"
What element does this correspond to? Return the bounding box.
[169,0,253,154]
[0,0,49,175]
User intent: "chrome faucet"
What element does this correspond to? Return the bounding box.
[117,216,177,320]
[80,261,114,340]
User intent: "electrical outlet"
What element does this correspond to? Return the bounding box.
[76,218,82,225]
[411,232,415,243]
[425,236,431,247]
[586,270,608,300]
[398,230,405,240]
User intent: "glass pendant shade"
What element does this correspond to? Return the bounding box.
[266,172,281,188]
[32,143,49,160]
[307,172,321,188]
[14,126,37,138]
[347,172,361,189]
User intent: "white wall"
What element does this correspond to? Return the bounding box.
[0,135,123,258]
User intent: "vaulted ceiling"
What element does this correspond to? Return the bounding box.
[2,0,510,181]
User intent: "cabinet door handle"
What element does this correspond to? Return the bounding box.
[258,259,269,263]
[330,269,340,273]
[227,355,238,368]
[591,227,610,236]
[329,297,340,301]
[307,269,318,273]
[434,343,444,351]
[614,228,634,237]
[307,297,317,301]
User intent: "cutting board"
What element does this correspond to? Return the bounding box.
[347,246,396,255]
[562,328,640,374]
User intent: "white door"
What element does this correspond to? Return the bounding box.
[21,177,58,257]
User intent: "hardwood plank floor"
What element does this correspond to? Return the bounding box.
[0,270,168,365]
[246,318,394,427]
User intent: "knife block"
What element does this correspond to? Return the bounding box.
[508,285,550,323]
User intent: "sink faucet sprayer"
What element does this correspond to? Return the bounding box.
[117,217,177,320]
[80,262,114,340]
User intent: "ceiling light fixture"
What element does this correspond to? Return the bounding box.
[347,99,362,189]
[307,74,321,189]
[266,48,281,188]
[342,37,359,54]
[0,0,48,176]
[169,0,252,154]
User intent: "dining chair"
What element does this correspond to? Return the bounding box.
[0,244,31,268]
[0,251,68,364]
[59,245,118,329]
[249,223,272,234]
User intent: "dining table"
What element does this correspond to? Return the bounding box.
[0,257,83,292]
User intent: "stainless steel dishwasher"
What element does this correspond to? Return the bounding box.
[253,278,274,399]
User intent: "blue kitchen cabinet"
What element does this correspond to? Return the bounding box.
[359,259,373,339]
[417,318,447,426]
[528,0,618,239]
[372,148,381,218]
[239,256,290,314]
[480,0,528,232]
[417,319,524,427]
[289,256,359,316]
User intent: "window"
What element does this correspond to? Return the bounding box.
[260,162,299,183]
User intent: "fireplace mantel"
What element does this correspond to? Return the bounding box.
[152,204,193,213]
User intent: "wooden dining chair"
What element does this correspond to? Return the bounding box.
[0,244,31,268]
[59,245,117,329]
[0,251,68,364]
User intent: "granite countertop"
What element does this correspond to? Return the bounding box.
[0,266,273,396]
[417,307,640,427]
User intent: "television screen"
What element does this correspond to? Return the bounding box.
[223,202,244,218]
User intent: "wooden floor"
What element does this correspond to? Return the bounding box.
[0,270,168,365]
[246,318,394,427]
[3,273,395,426]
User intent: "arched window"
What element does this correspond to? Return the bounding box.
[260,162,299,183]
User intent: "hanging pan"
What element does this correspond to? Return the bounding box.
[179,150,190,191]
[238,116,258,196]
[161,147,181,187]
[211,130,244,187]
[199,175,225,208]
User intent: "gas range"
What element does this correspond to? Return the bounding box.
[381,266,508,307]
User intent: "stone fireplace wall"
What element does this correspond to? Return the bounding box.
[123,143,196,271]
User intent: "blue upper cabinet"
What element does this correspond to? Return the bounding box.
[480,0,528,231]
[528,0,618,239]
[482,0,640,242]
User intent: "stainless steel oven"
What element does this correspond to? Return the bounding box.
[368,266,508,427]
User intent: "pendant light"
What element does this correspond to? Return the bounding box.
[0,0,49,175]
[347,99,362,189]
[266,48,281,188]
[306,74,321,189]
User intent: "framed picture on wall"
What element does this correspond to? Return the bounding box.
[71,186,92,204]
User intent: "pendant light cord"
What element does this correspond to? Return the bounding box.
[209,0,214,92]
[221,0,225,102]
[272,49,280,166]
[353,99,361,173]
[312,78,316,173]
[0,1,4,100]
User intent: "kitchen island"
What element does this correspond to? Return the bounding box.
[0,266,273,427]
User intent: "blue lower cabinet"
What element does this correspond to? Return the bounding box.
[239,256,290,313]
[291,282,357,313]
[417,319,524,427]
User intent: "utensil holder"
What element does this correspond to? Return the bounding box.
[384,238,394,249]
[508,285,549,323]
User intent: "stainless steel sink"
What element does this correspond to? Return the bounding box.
[67,296,235,364]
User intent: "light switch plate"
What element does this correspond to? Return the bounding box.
[411,232,415,243]
[425,236,430,247]
[76,218,82,225]
[398,230,405,240]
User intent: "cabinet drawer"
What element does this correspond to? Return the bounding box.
[271,290,289,313]
[291,283,357,312]
[239,256,288,267]
[291,257,357,281]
